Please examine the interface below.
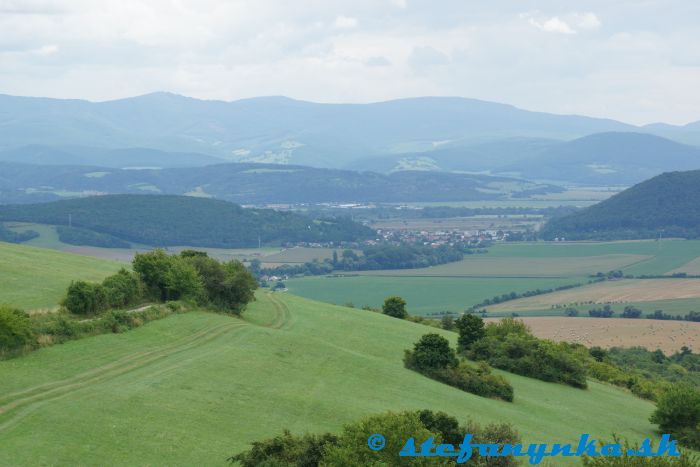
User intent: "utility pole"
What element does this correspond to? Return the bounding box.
[68,213,72,228]
[258,235,261,249]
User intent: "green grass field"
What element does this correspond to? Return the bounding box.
[0,292,659,466]
[0,241,123,310]
[286,276,587,314]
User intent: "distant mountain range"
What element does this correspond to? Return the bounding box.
[2,92,700,186]
[542,170,700,240]
[0,161,561,205]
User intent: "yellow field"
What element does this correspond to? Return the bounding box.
[488,279,700,312]
[485,317,700,354]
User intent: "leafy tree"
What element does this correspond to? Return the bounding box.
[321,411,449,466]
[62,281,108,315]
[455,313,486,352]
[382,296,407,319]
[590,346,607,362]
[565,307,579,317]
[440,314,455,330]
[404,333,457,371]
[102,269,143,308]
[0,305,35,352]
[133,249,172,300]
[227,430,338,467]
[622,306,643,318]
[164,256,204,301]
[650,385,700,448]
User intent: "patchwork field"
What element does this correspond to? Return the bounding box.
[484,317,700,354]
[369,215,543,233]
[0,242,122,310]
[359,254,648,278]
[0,292,659,466]
[286,275,581,314]
[487,279,700,313]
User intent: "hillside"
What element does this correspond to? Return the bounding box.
[0,288,658,465]
[0,195,374,248]
[542,170,700,240]
[501,132,700,184]
[0,145,224,168]
[0,242,122,310]
[0,161,562,204]
[0,93,637,168]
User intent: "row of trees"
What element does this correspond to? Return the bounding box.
[565,305,700,322]
[63,250,257,316]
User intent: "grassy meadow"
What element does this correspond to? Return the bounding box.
[0,291,659,466]
[0,241,123,310]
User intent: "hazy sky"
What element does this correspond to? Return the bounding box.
[1,0,699,125]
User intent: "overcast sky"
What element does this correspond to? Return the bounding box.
[1,0,699,125]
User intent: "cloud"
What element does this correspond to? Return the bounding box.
[365,56,391,67]
[407,45,450,68]
[526,15,577,35]
[334,15,358,29]
[575,12,601,30]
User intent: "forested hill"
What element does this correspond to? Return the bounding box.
[542,170,700,240]
[0,195,375,248]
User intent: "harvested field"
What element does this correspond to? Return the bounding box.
[670,256,700,275]
[484,317,700,354]
[488,279,700,312]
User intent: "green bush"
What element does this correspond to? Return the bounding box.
[382,296,408,319]
[62,280,108,315]
[0,305,35,353]
[469,319,588,389]
[227,430,338,467]
[455,313,486,352]
[102,269,144,308]
[650,385,700,449]
[582,437,698,466]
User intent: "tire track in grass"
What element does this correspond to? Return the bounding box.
[265,293,292,329]
[0,320,247,432]
[0,319,230,406]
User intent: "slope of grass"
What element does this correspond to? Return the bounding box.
[0,292,658,466]
[0,241,123,310]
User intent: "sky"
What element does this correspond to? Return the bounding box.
[0,0,699,125]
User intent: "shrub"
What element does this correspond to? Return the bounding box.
[0,305,35,353]
[227,430,338,467]
[582,436,698,466]
[62,281,108,315]
[455,313,486,352]
[102,269,144,308]
[403,333,457,371]
[650,385,700,448]
[382,296,407,319]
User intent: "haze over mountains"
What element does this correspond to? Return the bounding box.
[2,92,700,190]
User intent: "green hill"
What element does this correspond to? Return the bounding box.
[0,290,659,465]
[0,242,122,309]
[542,170,700,240]
[0,195,374,248]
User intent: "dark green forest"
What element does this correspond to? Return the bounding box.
[542,170,700,240]
[0,195,374,248]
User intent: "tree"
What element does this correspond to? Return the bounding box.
[404,333,458,371]
[382,296,407,319]
[227,430,338,467]
[0,305,35,352]
[133,249,172,300]
[650,384,700,448]
[590,346,607,362]
[455,313,486,352]
[62,281,108,315]
[565,307,579,317]
[102,269,143,308]
[622,306,642,318]
[164,256,204,301]
[440,314,455,330]
[321,411,450,466]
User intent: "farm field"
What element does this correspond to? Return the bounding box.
[484,317,700,354]
[0,292,659,466]
[369,215,543,233]
[359,254,648,278]
[285,275,579,314]
[0,242,122,310]
[487,278,700,313]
